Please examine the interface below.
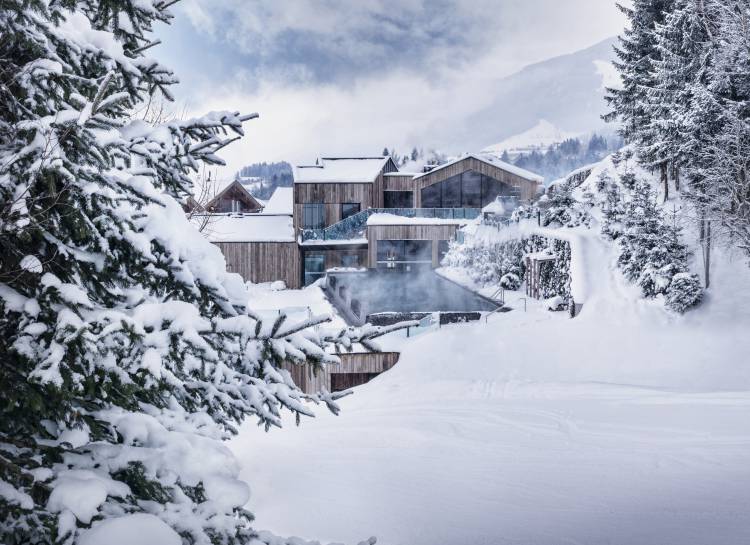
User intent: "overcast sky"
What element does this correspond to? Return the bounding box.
[156,1,629,176]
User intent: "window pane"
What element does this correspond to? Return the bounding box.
[384,191,414,208]
[341,254,359,268]
[481,175,511,207]
[303,204,325,229]
[461,170,482,208]
[421,184,441,208]
[377,240,404,262]
[341,203,360,220]
[442,174,461,208]
[303,254,326,285]
[404,240,432,262]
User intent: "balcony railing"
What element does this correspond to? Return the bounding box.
[300,207,482,242]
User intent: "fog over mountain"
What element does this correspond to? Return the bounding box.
[448,37,619,154]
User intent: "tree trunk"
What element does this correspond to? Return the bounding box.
[660,162,669,202]
[672,163,680,192]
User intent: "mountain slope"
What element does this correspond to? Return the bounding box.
[444,37,619,153]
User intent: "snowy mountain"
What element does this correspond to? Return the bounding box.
[443,37,619,153]
[482,119,581,157]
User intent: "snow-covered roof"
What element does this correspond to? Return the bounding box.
[413,153,544,184]
[367,213,470,226]
[384,172,419,177]
[295,157,391,183]
[263,187,293,215]
[200,214,294,243]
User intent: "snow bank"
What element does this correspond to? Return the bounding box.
[79,514,181,545]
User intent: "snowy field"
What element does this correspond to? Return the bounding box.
[231,237,750,545]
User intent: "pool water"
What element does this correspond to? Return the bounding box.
[329,270,498,318]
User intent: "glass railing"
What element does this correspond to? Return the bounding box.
[301,208,482,242]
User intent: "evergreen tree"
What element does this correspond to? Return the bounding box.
[605,0,676,143]
[0,2,394,543]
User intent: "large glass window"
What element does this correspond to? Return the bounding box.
[419,170,512,209]
[462,170,482,208]
[341,203,360,220]
[377,240,431,265]
[441,174,462,208]
[421,184,441,208]
[303,203,325,230]
[384,191,414,208]
[341,253,360,268]
[304,253,325,286]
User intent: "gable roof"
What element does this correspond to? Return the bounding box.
[413,153,544,184]
[263,187,293,215]
[206,179,264,211]
[295,157,393,183]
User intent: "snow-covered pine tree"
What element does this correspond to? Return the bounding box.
[0,2,394,543]
[605,0,675,143]
[617,182,701,311]
[643,0,712,197]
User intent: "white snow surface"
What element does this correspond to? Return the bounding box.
[262,187,293,215]
[230,154,750,545]
[295,157,390,183]
[79,514,181,545]
[483,119,580,156]
[200,214,294,243]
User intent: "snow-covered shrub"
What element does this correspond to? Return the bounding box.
[500,272,522,290]
[442,239,525,289]
[665,273,703,313]
[541,187,591,228]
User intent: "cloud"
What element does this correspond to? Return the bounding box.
[156,1,629,176]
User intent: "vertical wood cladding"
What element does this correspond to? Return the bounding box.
[281,352,400,393]
[366,224,461,267]
[293,183,373,231]
[214,241,301,289]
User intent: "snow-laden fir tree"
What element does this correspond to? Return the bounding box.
[617,183,701,311]
[0,2,394,543]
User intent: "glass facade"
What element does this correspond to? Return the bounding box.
[419,170,515,209]
[303,253,325,286]
[377,240,432,267]
[384,191,414,208]
[302,203,325,230]
[341,253,360,268]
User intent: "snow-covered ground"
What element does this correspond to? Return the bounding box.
[230,153,750,545]
[231,237,750,545]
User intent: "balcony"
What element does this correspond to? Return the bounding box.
[301,207,482,242]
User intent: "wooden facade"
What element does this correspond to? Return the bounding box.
[413,157,540,205]
[367,223,462,268]
[293,183,373,233]
[215,241,301,289]
[281,352,400,393]
[207,180,264,214]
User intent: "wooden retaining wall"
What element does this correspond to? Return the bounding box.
[282,352,400,393]
[215,241,301,289]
